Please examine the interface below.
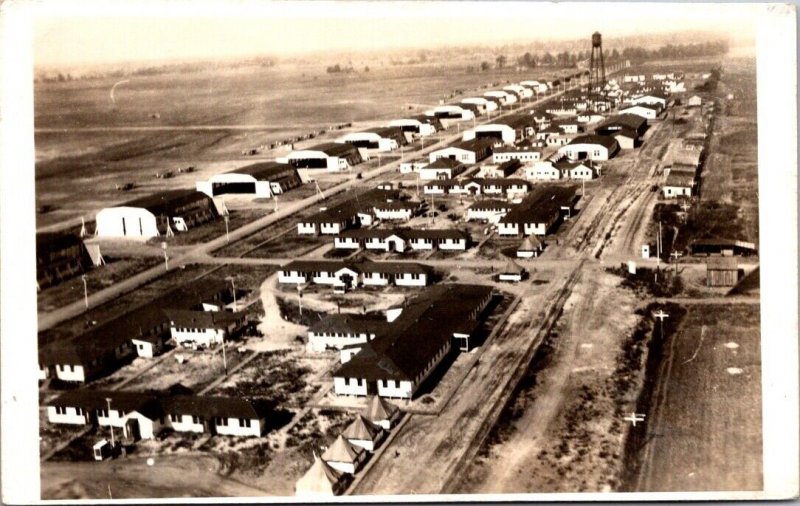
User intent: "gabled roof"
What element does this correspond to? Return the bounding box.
[426,158,465,169]
[566,135,619,150]
[594,114,647,132]
[308,314,387,336]
[227,162,297,180]
[115,190,214,217]
[444,138,495,153]
[164,309,245,330]
[322,435,363,463]
[468,199,513,211]
[361,395,399,422]
[160,395,272,419]
[307,142,361,158]
[335,284,493,382]
[37,232,84,256]
[500,185,580,225]
[342,415,382,442]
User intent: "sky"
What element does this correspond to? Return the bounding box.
[32,1,760,68]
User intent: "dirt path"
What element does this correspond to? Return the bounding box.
[351,261,582,495]
[41,454,270,499]
[460,266,641,493]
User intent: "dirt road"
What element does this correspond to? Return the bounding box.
[457,265,641,493]
[351,261,582,495]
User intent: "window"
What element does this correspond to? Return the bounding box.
[76,408,84,416]
[216,417,228,426]
[192,415,202,424]
[55,406,67,415]
[97,408,109,418]
[170,414,180,422]
[239,418,252,428]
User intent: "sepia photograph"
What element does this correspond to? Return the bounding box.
[0,0,797,502]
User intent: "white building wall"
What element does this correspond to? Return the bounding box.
[215,417,262,437]
[47,406,90,425]
[334,377,369,396]
[334,238,360,249]
[377,379,414,399]
[308,333,370,353]
[171,327,225,348]
[362,273,391,286]
[438,239,466,250]
[524,222,548,235]
[297,223,318,235]
[320,222,344,235]
[662,186,692,198]
[394,274,427,287]
[96,207,160,239]
[55,364,86,382]
[97,409,128,429]
[168,414,205,433]
[498,223,520,236]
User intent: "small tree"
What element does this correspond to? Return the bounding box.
[480,61,491,72]
[495,55,507,69]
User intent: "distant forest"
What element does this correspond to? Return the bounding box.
[35,38,729,82]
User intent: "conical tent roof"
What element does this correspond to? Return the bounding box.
[342,414,381,442]
[519,235,542,251]
[322,435,362,463]
[295,455,343,496]
[502,259,524,274]
[361,395,398,423]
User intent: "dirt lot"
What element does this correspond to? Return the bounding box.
[212,349,329,409]
[118,347,247,392]
[456,267,645,493]
[633,303,762,491]
[37,256,160,312]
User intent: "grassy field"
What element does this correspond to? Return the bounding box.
[636,303,762,491]
[34,62,570,228]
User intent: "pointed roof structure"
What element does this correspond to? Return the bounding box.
[322,435,363,464]
[519,235,543,252]
[361,395,399,423]
[295,455,344,496]
[502,259,525,275]
[342,415,382,442]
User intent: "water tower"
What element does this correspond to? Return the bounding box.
[589,31,606,91]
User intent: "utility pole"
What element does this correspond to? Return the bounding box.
[105,397,115,448]
[225,276,237,311]
[224,214,230,243]
[297,284,304,317]
[81,274,89,309]
[653,310,669,339]
[161,242,169,271]
[670,250,682,275]
[221,332,228,376]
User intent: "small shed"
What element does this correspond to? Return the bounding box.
[498,259,526,282]
[342,414,385,452]
[361,395,400,430]
[517,236,544,258]
[295,455,347,497]
[706,257,739,287]
[321,435,366,474]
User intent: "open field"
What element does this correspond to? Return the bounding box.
[633,303,762,491]
[35,63,571,229]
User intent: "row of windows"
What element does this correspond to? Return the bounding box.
[54,406,84,415]
[174,327,213,333]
